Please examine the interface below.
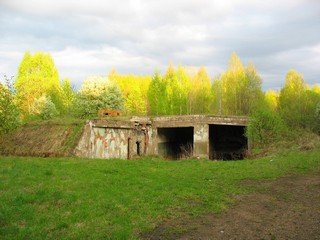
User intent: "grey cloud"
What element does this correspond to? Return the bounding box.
[0,0,319,90]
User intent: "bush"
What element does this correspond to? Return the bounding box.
[314,103,320,135]
[0,83,20,134]
[29,96,58,120]
[72,76,123,118]
[39,97,58,120]
[246,107,287,146]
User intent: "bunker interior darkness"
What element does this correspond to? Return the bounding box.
[209,124,247,160]
[157,127,194,159]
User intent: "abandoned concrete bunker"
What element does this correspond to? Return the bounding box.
[75,115,248,160]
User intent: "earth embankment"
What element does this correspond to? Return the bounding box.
[0,120,84,157]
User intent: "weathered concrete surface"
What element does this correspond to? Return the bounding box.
[194,124,209,159]
[152,115,247,127]
[75,118,153,159]
[75,115,248,160]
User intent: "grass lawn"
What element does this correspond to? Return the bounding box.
[1,149,320,239]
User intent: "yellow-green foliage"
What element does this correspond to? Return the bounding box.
[15,52,63,117]
[73,75,124,118]
[0,82,20,134]
[279,69,320,132]
[9,51,320,137]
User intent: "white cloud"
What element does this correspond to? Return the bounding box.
[51,46,162,88]
[0,50,23,78]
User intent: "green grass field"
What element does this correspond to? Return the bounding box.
[1,149,320,239]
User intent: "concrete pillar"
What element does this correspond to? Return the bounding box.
[128,138,133,160]
[193,124,209,159]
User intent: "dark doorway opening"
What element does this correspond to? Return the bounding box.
[209,125,247,160]
[157,127,194,159]
[136,141,141,156]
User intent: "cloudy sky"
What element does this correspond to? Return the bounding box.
[0,0,319,90]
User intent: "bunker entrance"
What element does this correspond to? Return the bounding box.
[157,127,194,159]
[209,125,247,160]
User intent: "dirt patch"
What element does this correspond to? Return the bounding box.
[145,172,320,240]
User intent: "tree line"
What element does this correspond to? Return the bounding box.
[1,51,319,141]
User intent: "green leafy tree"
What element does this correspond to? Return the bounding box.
[301,90,320,132]
[279,69,306,127]
[105,84,124,110]
[247,107,286,146]
[61,77,75,114]
[148,71,167,115]
[39,97,58,120]
[124,85,146,115]
[246,100,287,146]
[163,64,179,115]
[218,53,263,115]
[265,90,279,112]
[242,62,264,114]
[191,67,214,114]
[0,80,20,134]
[109,70,151,116]
[73,76,123,118]
[29,95,58,120]
[313,84,320,94]
[15,52,63,117]
[176,66,191,115]
[315,102,320,134]
[212,76,223,115]
[278,70,320,133]
[219,52,246,115]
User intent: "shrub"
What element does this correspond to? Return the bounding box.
[0,82,20,134]
[246,107,287,146]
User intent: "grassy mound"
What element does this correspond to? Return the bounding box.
[250,129,320,159]
[0,119,85,157]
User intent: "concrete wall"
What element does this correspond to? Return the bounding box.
[75,119,153,159]
[91,127,130,159]
[157,128,173,157]
[194,124,209,158]
[74,121,93,158]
